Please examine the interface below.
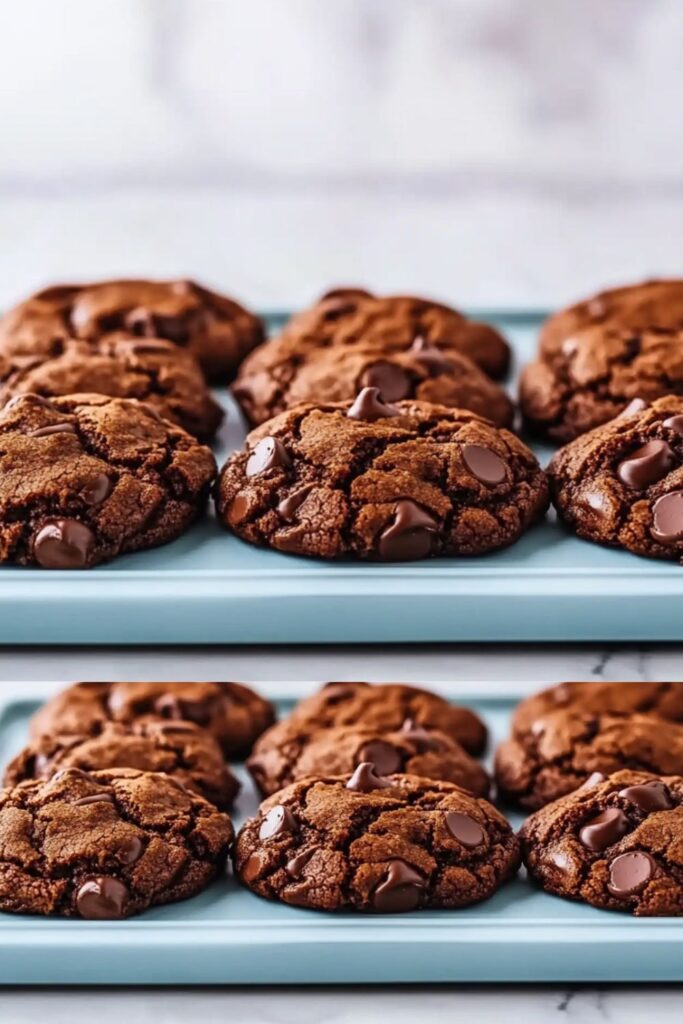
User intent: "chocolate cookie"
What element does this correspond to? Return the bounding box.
[234,767,519,912]
[0,335,223,442]
[247,719,490,798]
[520,769,683,915]
[539,278,683,361]
[217,394,548,560]
[233,333,514,428]
[496,710,683,810]
[0,766,234,918]
[254,683,487,756]
[6,719,240,810]
[30,682,275,759]
[549,395,683,560]
[0,279,263,382]
[512,682,683,739]
[520,327,683,443]
[0,392,216,569]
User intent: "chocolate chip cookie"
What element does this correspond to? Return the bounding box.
[234,767,519,912]
[520,769,683,915]
[0,392,216,569]
[512,682,683,739]
[217,393,548,560]
[6,719,240,809]
[233,333,514,428]
[0,766,234,917]
[496,710,683,810]
[539,278,683,361]
[247,719,490,797]
[0,335,223,442]
[0,279,263,383]
[520,327,683,443]
[549,395,683,560]
[30,682,275,759]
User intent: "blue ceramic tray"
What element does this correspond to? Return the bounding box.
[1,687,682,985]
[2,310,683,645]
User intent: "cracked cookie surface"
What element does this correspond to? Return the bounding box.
[30,682,275,759]
[247,719,490,798]
[520,769,683,915]
[6,718,240,810]
[549,395,683,560]
[0,279,263,383]
[0,392,216,568]
[0,766,234,917]
[234,769,519,912]
[217,395,548,561]
[496,710,683,810]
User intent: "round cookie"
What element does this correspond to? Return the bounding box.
[254,682,487,756]
[539,278,683,361]
[233,334,514,428]
[0,335,223,442]
[520,768,683,916]
[511,681,683,739]
[247,719,490,797]
[217,393,548,561]
[234,767,519,912]
[549,395,683,560]
[0,766,234,918]
[0,392,216,569]
[6,719,240,810]
[0,279,263,383]
[30,682,275,759]
[495,710,683,810]
[520,327,683,443]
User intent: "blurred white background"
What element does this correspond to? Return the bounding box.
[0,0,681,311]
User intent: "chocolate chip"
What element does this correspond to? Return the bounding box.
[619,781,674,812]
[76,876,129,920]
[378,500,438,561]
[409,336,453,374]
[52,767,93,783]
[286,849,315,879]
[74,794,115,807]
[33,518,95,569]
[651,491,683,544]
[246,436,291,477]
[607,851,655,896]
[29,423,77,438]
[462,443,507,485]
[5,393,56,412]
[445,811,484,848]
[663,414,683,436]
[153,693,210,726]
[372,860,426,913]
[578,771,607,790]
[241,853,264,883]
[278,485,314,520]
[117,836,144,866]
[357,741,402,775]
[227,493,250,526]
[346,762,393,792]
[346,386,401,422]
[360,361,411,402]
[259,804,297,840]
[400,718,441,752]
[579,808,630,852]
[81,473,113,506]
[617,440,677,489]
[617,398,648,419]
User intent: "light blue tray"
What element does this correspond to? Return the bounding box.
[0,688,682,985]
[2,310,683,645]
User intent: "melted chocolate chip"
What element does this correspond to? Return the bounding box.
[246,436,291,477]
[663,414,683,436]
[278,485,314,520]
[579,771,607,790]
[409,336,453,374]
[445,811,484,848]
[346,386,401,422]
[81,473,113,506]
[579,808,630,852]
[617,398,648,419]
[30,423,77,438]
[76,876,129,920]
[286,849,315,879]
[33,518,95,570]
[154,693,210,726]
[619,781,674,812]
[378,500,438,561]
[372,860,426,913]
[462,443,507,485]
[400,718,441,752]
[607,851,655,896]
[651,491,683,544]
[227,493,250,526]
[357,740,402,775]
[617,440,677,489]
[360,361,411,402]
[241,853,264,883]
[74,794,115,807]
[259,804,297,840]
[117,836,144,866]
[346,762,393,792]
